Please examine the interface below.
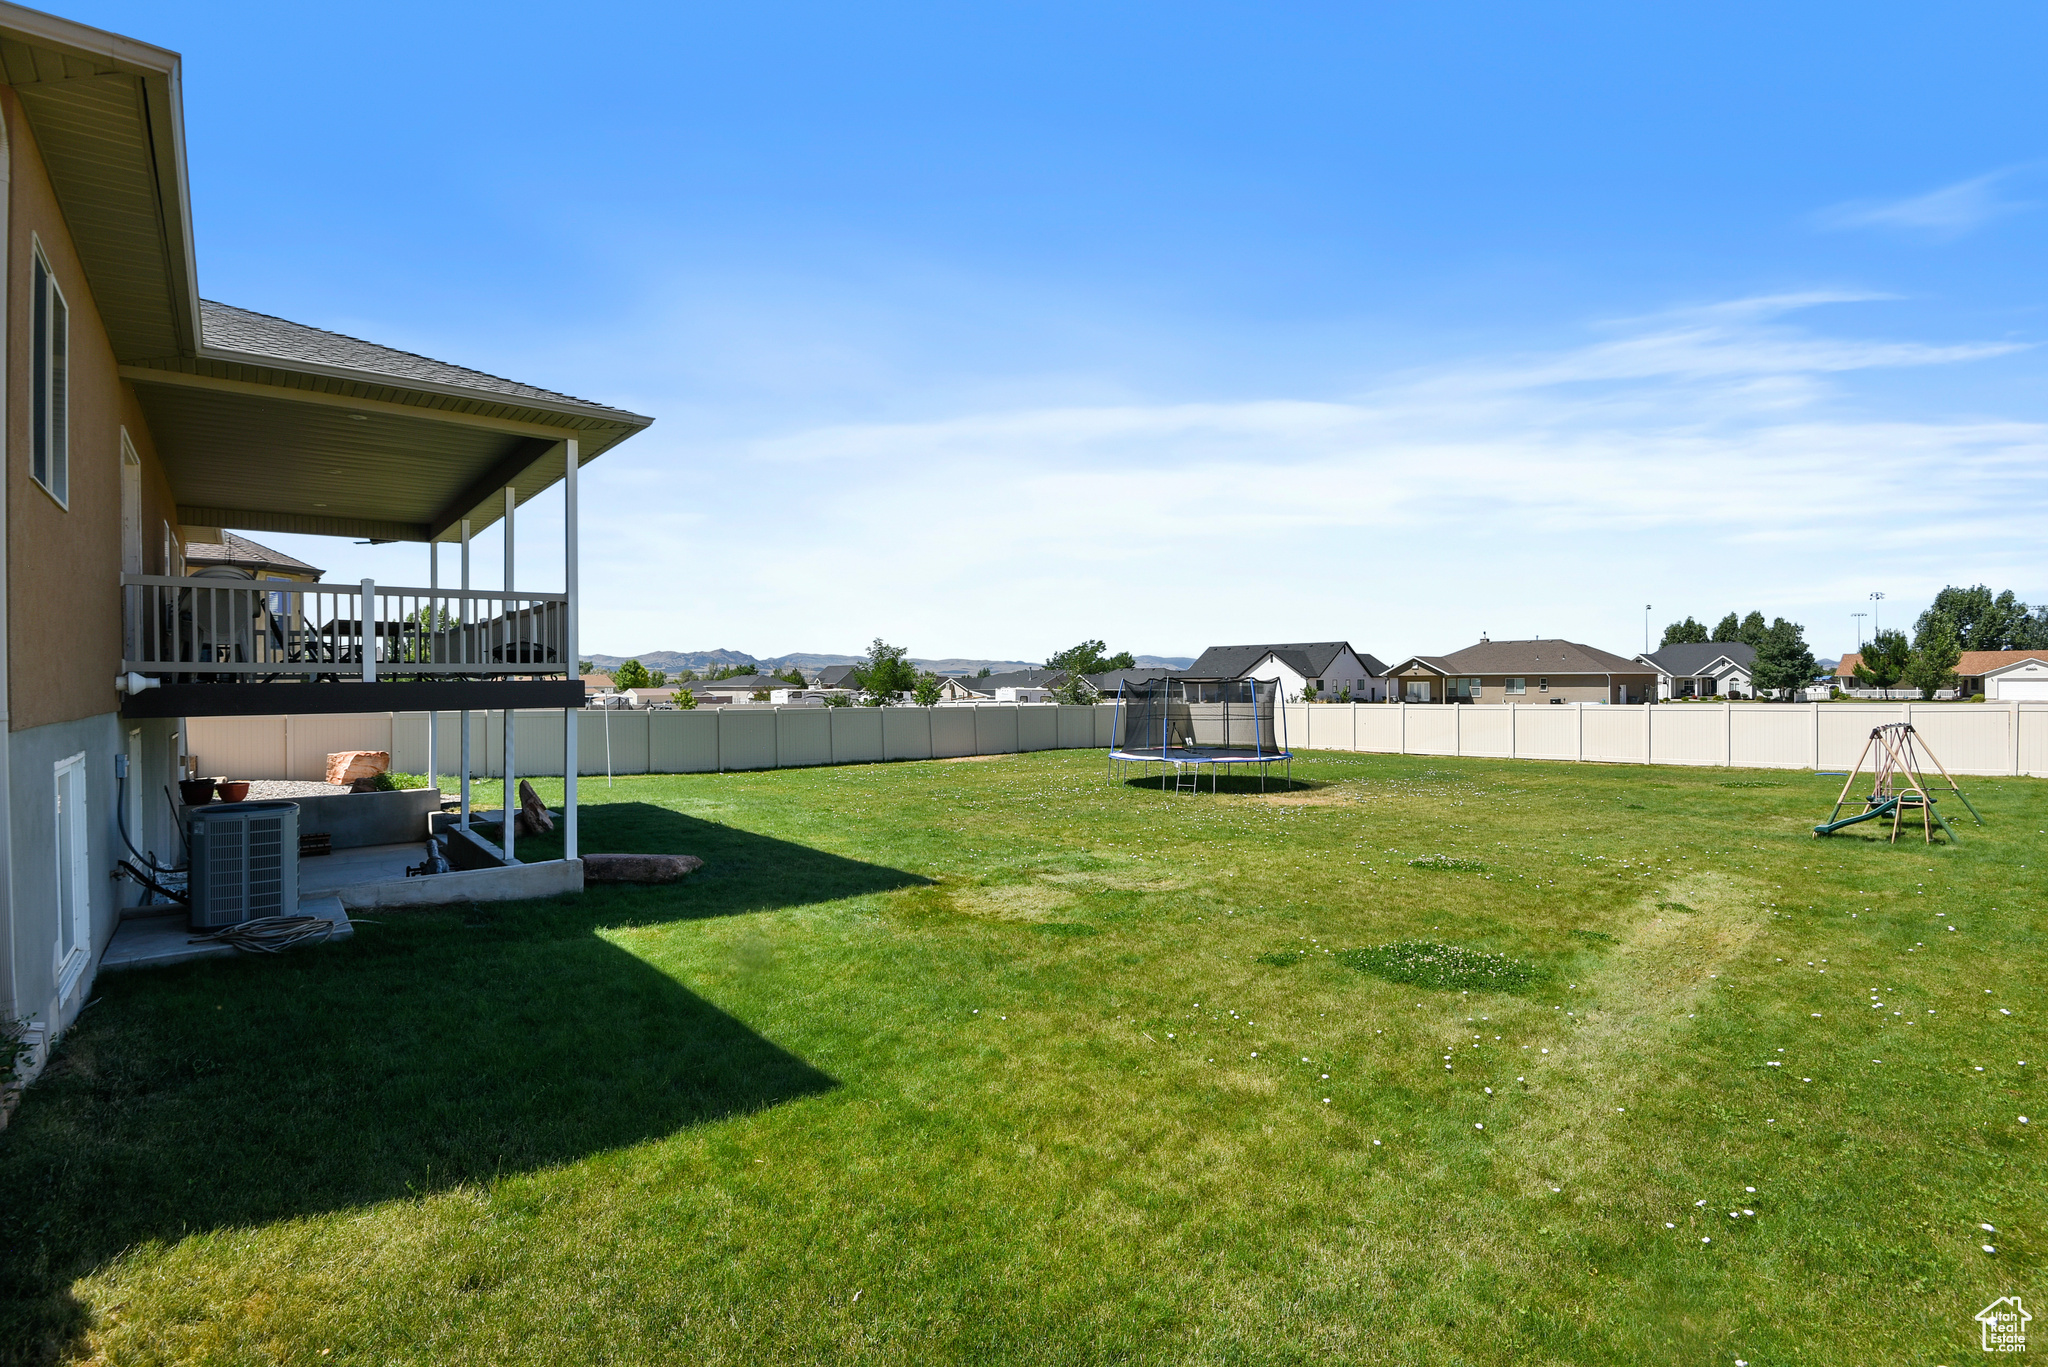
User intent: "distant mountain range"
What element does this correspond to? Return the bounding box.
[584,650,1195,676]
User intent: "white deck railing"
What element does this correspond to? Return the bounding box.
[121,575,570,681]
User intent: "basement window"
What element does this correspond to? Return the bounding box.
[31,241,69,506]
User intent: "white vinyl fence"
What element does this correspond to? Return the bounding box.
[185,699,2048,784]
[1279,700,2048,778]
[188,704,1119,780]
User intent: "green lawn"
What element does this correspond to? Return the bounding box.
[1,750,2041,1365]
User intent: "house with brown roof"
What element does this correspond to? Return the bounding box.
[1834,649,2048,699]
[1384,637,1658,705]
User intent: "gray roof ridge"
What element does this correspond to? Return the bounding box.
[195,299,650,420]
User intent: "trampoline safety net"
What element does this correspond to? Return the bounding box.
[1112,677,1281,758]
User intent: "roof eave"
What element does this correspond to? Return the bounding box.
[188,343,654,434]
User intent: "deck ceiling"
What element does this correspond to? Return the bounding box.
[125,375,608,543]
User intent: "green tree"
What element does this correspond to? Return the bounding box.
[611,659,653,690]
[1712,613,1741,642]
[1661,617,1709,647]
[673,688,697,710]
[912,672,945,707]
[676,669,699,682]
[1852,629,1911,690]
[1750,617,1817,699]
[1918,585,2048,651]
[1045,640,1137,676]
[647,670,669,689]
[1738,611,1768,647]
[1050,673,1094,705]
[820,692,851,708]
[852,638,919,706]
[577,659,594,676]
[976,666,992,678]
[1903,610,1963,700]
[776,666,807,686]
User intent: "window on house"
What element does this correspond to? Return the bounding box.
[31,243,69,505]
[1538,678,1549,691]
[1506,678,1526,695]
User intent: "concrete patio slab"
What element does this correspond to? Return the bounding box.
[101,894,353,973]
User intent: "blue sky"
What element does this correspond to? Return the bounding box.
[75,2,2048,661]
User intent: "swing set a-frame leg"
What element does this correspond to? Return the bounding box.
[1827,734,1877,826]
[1908,729,1985,825]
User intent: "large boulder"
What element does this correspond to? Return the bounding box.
[583,853,704,884]
[326,750,389,786]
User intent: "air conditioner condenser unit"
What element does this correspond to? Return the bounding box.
[188,800,299,929]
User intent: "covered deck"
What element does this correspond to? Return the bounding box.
[113,301,653,871]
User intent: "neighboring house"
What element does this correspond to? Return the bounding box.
[1834,649,2048,699]
[812,664,859,689]
[182,530,323,582]
[625,688,693,708]
[769,687,857,705]
[0,9,651,1073]
[580,673,616,696]
[958,669,1067,703]
[1636,641,1756,700]
[1183,642,1388,702]
[1081,667,1177,699]
[1976,656,2048,701]
[676,674,798,703]
[1384,638,1658,704]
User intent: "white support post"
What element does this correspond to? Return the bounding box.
[502,488,516,861]
[563,439,579,862]
[459,519,472,829]
[360,579,376,682]
[427,541,438,796]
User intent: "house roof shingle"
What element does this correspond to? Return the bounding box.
[199,300,647,421]
[961,669,1067,694]
[1185,642,1384,681]
[181,530,324,578]
[1641,641,1757,675]
[1395,639,1652,675]
[1835,648,2048,679]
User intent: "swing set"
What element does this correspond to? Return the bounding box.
[1813,722,1984,842]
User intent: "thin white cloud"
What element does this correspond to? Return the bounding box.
[1815,169,2034,238]
[568,293,2045,659]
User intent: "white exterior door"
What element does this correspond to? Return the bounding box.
[53,752,92,1000]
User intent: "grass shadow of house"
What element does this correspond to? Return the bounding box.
[512,801,933,924]
[0,807,921,1362]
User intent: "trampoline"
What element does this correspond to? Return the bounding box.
[1108,677,1292,792]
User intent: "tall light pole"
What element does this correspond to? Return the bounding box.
[1870,591,1885,636]
[1851,612,1867,648]
[1645,604,1652,653]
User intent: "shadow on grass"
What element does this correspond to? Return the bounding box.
[506,801,932,924]
[1117,772,1316,795]
[0,805,918,1365]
